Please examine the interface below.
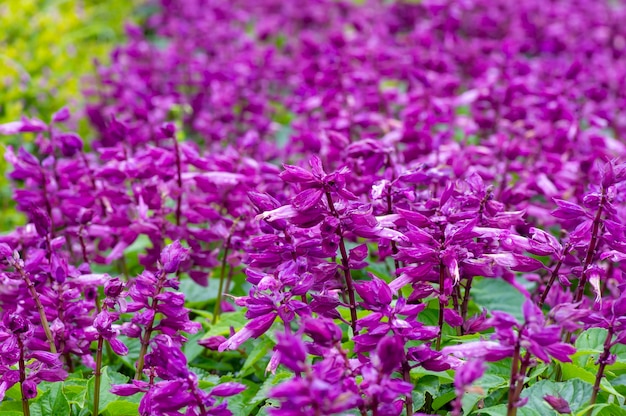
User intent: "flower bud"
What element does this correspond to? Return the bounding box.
[160,240,189,274]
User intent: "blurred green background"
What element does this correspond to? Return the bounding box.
[0,0,137,230]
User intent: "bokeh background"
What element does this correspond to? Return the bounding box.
[0,0,140,230]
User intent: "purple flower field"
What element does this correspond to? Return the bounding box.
[3,0,626,415]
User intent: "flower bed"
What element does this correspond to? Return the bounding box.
[2,1,626,415]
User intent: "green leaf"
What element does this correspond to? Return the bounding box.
[62,376,89,408]
[477,405,542,416]
[431,387,456,410]
[560,362,623,399]
[116,336,141,371]
[85,367,134,414]
[365,259,394,282]
[585,403,626,416]
[2,384,21,402]
[202,310,248,338]
[246,371,293,411]
[121,235,152,276]
[223,380,262,416]
[520,379,592,416]
[0,401,23,412]
[30,382,70,416]
[240,336,274,377]
[610,374,626,397]
[462,374,508,415]
[102,401,140,416]
[410,366,455,383]
[410,375,440,411]
[472,278,528,321]
[179,278,219,307]
[574,328,626,371]
[183,330,207,363]
[486,359,514,378]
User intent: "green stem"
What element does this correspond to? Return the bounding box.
[212,248,230,325]
[212,219,239,324]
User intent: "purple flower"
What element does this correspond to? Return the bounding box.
[219,313,277,351]
[159,240,189,274]
[544,395,572,414]
[373,336,404,375]
[210,382,247,397]
[454,360,485,392]
[275,332,308,373]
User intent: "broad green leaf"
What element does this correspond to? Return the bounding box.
[0,401,23,412]
[462,374,508,415]
[520,379,592,416]
[183,330,207,363]
[366,259,394,282]
[116,336,142,371]
[560,363,624,399]
[240,336,274,377]
[85,367,134,413]
[223,380,262,416]
[247,372,293,411]
[410,375,440,411]
[477,405,542,416]
[410,366,455,383]
[472,278,527,321]
[62,375,89,408]
[121,235,152,276]
[575,328,626,369]
[610,374,626,397]
[432,386,456,410]
[102,400,140,416]
[575,403,626,416]
[180,278,219,307]
[202,310,248,338]
[2,384,21,401]
[30,382,70,416]
[486,359,514,378]
[0,411,24,416]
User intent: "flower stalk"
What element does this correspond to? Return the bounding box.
[436,260,445,350]
[588,326,614,415]
[574,189,606,303]
[135,271,167,380]
[16,262,56,353]
[17,335,30,416]
[213,218,240,324]
[537,244,571,308]
[325,191,358,335]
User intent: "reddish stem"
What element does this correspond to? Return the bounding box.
[17,336,31,416]
[588,326,614,415]
[325,191,358,335]
[172,137,183,226]
[574,190,606,303]
[135,271,167,380]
